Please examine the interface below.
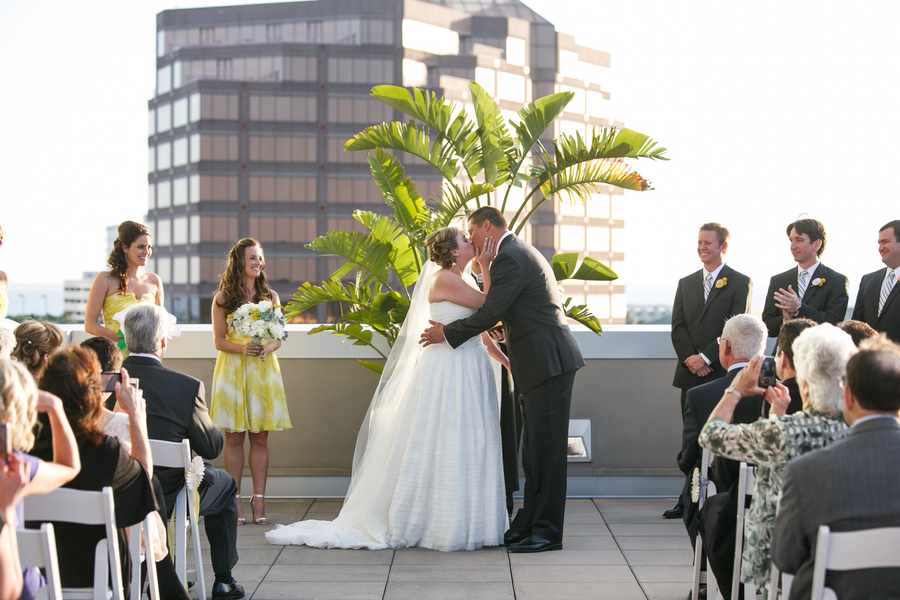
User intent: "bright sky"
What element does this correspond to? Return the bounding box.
[1,0,898,311]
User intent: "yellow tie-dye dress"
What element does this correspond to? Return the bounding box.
[209,311,292,433]
[0,290,8,318]
[101,292,156,357]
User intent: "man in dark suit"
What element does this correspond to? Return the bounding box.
[851,219,900,342]
[773,318,816,415]
[421,206,584,553]
[121,304,245,599]
[667,223,752,519]
[678,314,767,597]
[771,337,900,599]
[762,219,849,338]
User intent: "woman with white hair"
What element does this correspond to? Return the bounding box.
[698,323,857,592]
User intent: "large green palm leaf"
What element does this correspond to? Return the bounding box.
[468,82,514,187]
[306,230,395,287]
[366,149,432,253]
[346,122,459,181]
[433,182,496,229]
[353,210,421,289]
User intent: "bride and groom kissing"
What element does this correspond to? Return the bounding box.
[265,206,584,553]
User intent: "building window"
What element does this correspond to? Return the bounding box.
[200,27,214,45]
[157,30,165,58]
[249,177,316,203]
[189,93,200,122]
[156,142,172,170]
[199,94,240,120]
[189,134,200,163]
[560,225,585,251]
[190,257,200,285]
[475,67,495,96]
[587,227,610,252]
[249,217,316,243]
[561,85,586,114]
[402,59,427,88]
[156,104,171,133]
[402,20,458,56]
[147,183,156,211]
[249,95,316,122]
[157,65,172,95]
[172,97,188,128]
[148,109,156,136]
[216,59,233,80]
[199,216,239,242]
[199,135,239,161]
[157,257,171,284]
[611,293,627,319]
[156,180,171,209]
[173,257,188,284]
[172,138,188,168]
[156,218,171,246]
[172,217,188,245]
[173,61,182,90]
[189,216,200,243]
[249,136,315,162]
[506,37,526,67]
[148,147,156,173]
[172,177,188,206]
[588,294,611,319]
[266,23,282,41]
[189,174,200,203]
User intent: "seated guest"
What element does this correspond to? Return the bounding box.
[773,318,816,415]
[119,304,244,599]
[837,319,878,347]
[0,359,80,600]
[36,347,157,591]
[0,327,13,360]
[771,336,900,599]
[698,324,856,592]
[678,315,768,553]
[11,322,63,381]
[0,451,28,600]
[80,336,190,600]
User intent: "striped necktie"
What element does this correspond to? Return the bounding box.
[704,272,713,301]
[797,269,809,301]
[879,270,896,316]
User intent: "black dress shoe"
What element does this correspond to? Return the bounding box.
[212,580,245,599]
[686,583,707,600]
[504,530,531,546]
[508,534,562,553]
[663,499,684,519]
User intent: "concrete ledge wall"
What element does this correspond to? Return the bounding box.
[66,324,684,496]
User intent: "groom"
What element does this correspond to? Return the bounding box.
[420,206,584,553]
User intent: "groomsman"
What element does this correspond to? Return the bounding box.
[666,223,751,519]
[762,218,849,338]
[851,220,900,342]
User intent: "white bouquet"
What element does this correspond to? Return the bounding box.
[230,300,289,345]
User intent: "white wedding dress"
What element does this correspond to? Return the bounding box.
[266,288,507,551]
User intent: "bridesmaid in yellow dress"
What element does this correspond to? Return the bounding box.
[84,221,164,354]
[0,224,9,318]
[210,238,291,525]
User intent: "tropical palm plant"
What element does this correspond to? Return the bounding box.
[285,82,667,373]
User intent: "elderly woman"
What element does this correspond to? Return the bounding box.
[698,324,857,592]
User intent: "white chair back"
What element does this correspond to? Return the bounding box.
[732,462,757,600]
[691,447,719,600]
[24,486,124,600]
[148,439,206,600]
[811,524,900,600]
[17,523,63,600]
[128,512,160,600]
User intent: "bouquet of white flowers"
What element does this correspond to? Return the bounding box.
[230,300,288,345]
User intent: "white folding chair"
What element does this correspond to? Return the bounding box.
[732,462,759,600]
[149,439,205,600]
[691,447,720,600]
[17,523,63,600]
[768,564,793,600]
[128,512,160,600]
[811,524,900,600]
[24,486,124,600]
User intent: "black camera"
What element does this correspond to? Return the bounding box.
[758,357,777,388]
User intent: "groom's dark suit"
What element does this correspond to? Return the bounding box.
[761,264,849,338]
[444,233,584,545]
[120,355,239,577]
[851,268,900,342]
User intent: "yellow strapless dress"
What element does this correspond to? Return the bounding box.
[0,290,7,318]
[101,293,155,355]
[210,314,292,433]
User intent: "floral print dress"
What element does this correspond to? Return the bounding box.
[698,409,849,589]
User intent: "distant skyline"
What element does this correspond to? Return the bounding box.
[2,0,898,313]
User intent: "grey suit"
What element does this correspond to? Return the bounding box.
[771,417,900,599]
[852,268,900,343]
[120,355,239,577]
[762,264,849,338]
[444,233,584,544]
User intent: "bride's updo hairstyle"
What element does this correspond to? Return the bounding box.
[426,227,459,269]
[108,220,152,296]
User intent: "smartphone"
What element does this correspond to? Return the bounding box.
[487,322,504,334]
[0,422,10,461]
[758,357,777,388]
[100,371,122,393]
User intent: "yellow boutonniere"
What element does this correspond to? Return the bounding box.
[813,278,825,287]
[715,277,727,289]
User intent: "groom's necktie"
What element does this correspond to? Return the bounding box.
[879,270,896,317]
[797,269,809,301]
[704,272,713,302]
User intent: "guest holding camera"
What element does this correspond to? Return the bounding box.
[210,239,291,526]
[84,221,163,355]
[698,324,855,592]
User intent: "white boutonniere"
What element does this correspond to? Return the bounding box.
[691,467,701,503]
[812,278,825,287]
[184,456,206,491]
[715,277,727,289]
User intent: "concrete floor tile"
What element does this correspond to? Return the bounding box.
[623,549,694,566]
[274,546,394,565]
[609,523,689,537]
[392,546,509,565]
[602,510,678,523]
[251,581,384,600]
[557,535,619,550]
[265,564,389,582]
[508,549,626,566]
[563,511,607,523]
[616,536,693,550]
[562,500,602,512]
[642,581,694,600]
[514,581,647,600]
[387,565,510,583]
[559,523,612,536]
[228,546,284,564]
[630,565,694,583]
[511,565,636,583]
[384,582,514,600]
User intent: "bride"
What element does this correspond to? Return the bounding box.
[266,226,509,551]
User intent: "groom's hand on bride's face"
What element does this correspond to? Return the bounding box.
[419,320,445,346]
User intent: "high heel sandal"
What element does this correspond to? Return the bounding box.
[236,494,246,526]
[250,494,268,525]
